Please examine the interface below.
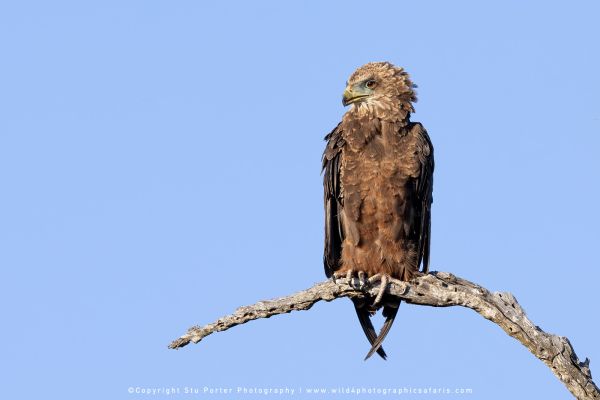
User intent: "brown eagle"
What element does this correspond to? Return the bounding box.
[322,62,434,360]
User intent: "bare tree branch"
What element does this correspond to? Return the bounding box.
[169,271,598,400]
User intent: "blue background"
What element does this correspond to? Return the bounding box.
[1,1,598,399]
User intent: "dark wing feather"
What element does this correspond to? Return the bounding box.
[353,299,388,360]
[364,303,399,360]
[410,123,434,273]
[322,124,344,277]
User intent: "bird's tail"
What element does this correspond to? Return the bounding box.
[352,299,387,360]
[364,300,400,361]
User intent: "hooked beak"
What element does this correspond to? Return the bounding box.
[342,86,370,106]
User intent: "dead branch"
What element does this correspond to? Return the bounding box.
[169,271,598,400]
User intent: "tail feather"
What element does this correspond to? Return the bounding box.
[364,302,400,361]
[352,299,387,360]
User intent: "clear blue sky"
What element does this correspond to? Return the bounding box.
[1,1,598,399]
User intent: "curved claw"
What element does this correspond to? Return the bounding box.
[372,274,390,308]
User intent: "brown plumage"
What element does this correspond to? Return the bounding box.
[322,62,434,360]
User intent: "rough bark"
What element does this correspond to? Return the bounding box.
[169,271,598,400]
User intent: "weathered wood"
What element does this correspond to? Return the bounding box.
[169,271,598,400]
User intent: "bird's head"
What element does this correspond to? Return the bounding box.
[342,62,417,112]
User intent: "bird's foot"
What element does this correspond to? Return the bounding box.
[333,269,369,290]
[368,273,391,308]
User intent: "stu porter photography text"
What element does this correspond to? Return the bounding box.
[127,386,474,396]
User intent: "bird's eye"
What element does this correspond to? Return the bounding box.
[365,80,377,89]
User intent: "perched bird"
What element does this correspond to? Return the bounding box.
[322,62,434,360]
